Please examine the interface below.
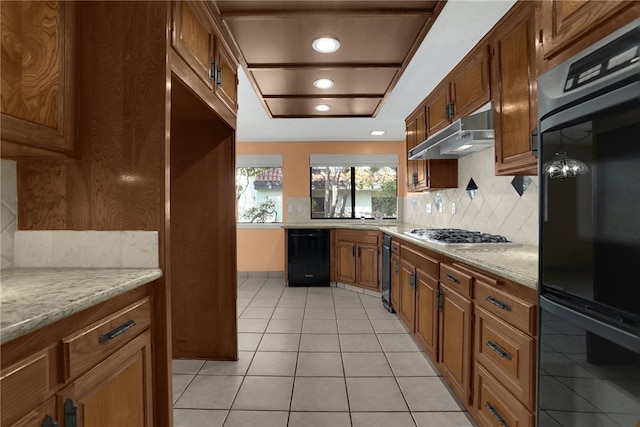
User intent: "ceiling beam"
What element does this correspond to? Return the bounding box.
[246,63,403,70]
[220,10,435,20]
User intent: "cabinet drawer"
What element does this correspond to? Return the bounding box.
[440,263,472,298]
[475,306,535,409]
[475,280,536,335]
[474,363,534,427]
[0,351,50,426]
[62,298,151,380]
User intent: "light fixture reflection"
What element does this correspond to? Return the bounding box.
[314,104,331,112]
[543,151,589,179]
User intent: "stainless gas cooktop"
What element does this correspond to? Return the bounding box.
[403,228,519,248]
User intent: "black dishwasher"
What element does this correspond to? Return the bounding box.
[287,229,330,286]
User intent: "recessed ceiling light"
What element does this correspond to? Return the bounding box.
[370,130,386,136]
[313,78,335,89]
[312,37,340,53]
[314,104,331,112]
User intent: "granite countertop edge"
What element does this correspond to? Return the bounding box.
[1,268,163,345]
[283,222,538,290]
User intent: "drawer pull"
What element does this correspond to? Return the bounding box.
[487,340,512,360]
[99,320,136,343]
[486,296,512,311]
[445,274,459,284]
[486,402,509,427]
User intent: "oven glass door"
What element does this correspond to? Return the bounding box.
[540,99,640,328]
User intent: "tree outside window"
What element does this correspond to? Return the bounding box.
[236,167,283,223]
[311,166,397,219]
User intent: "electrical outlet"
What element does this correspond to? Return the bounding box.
[426,203,432,214]
[296,205,302,213]
[288,204,293,213]
[452,203,456,214]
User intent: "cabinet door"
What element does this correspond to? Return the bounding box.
[491,2,538,176]
[398,260,416,332]
[425,82,450,135]
[425,159,458,190]
[356,243,379,291]
[171,1,214,89]
[449,43,490,121]
[213,35,238,111]
[390,253,400,312]
[415,271,438,361]
[1,1,75,154]
[336,241,356,284]
[59,331,153,427]
[541,0,636,61]
[438,283,472,408]
[405,118,418,189]
[414,109,427,189]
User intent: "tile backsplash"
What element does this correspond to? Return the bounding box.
[14,230,159,268]
[1,160,17,268]
[402,148,539,246]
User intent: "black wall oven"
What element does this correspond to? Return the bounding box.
[537,19,640,427]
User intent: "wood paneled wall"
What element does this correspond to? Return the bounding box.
[15,2,174,425]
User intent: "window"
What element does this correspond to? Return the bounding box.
[236,155,283,223]
[310,155,398,219]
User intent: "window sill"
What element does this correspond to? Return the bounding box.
[236,223,283,229]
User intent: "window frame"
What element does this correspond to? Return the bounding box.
[309,165,398,220]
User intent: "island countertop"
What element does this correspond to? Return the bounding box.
[0,268,162,345]
[283,222,538,290]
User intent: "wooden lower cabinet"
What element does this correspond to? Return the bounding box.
[59,331,153,427]
[0,287,156,427]
[335,230,380,292]
[415,271,438,361]
[398,259,416,331]
[475,306,536,409]
[474,363,534,427]
[390,252,400,312]
[438,282,473,407]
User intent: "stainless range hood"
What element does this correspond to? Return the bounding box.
[408,103,494,160]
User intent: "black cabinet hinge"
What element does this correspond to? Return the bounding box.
[410,272,417,289]
[42,416,58,427]
[436,288,443,311]
[210,60,217,84]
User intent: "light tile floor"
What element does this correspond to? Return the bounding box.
[173,276,477,427]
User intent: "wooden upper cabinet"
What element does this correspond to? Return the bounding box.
[405,107,427,191]
[1,1,75,156]
[214,35,238,111]
[172,1,215,88]
[171,1,238,112]
[405,104,457,193]
[541,0,637,63]
[425,82,450,135]
[490,1,538,176]
[425,44,490,136]
[449,45,490,120]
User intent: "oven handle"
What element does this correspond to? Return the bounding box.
[540,295,640,353]
[539,80,638,133]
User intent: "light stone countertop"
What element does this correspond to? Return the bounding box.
[283,222,538,290]
[0,268,163,345]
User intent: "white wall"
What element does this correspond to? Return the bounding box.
[402,148,538,246]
